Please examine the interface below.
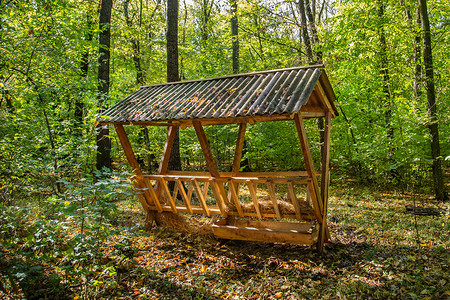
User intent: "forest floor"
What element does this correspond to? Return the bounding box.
[0,181,449,299]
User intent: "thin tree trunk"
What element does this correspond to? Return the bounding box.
[413,8,422,100]
[303,0,324,156]
[418,0,448,201]
[75,14,93,136]
[96,0,113,171]
[230,0,239,74]
[124,0,144,85]
[297,0,314,63]
[167,0,181,174]
[377,1,394,161]
[304,0,321,62]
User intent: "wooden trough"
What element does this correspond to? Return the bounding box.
[98,65,338,252]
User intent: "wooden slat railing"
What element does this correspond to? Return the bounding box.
[132,173,321,221]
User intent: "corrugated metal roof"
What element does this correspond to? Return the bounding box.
[98,65,336,124]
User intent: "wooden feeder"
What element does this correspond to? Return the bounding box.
[97,65,338,252]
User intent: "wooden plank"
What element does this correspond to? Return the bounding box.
[186,180,194,203]
[228,181,244,217]
[294,114,323,216]
[209,180,227,215]
[320,111,332,247]
[114,124,152,213]
[202,181,210,200]
[287,182,302,220]
[212,224,318,245]
[103,112,326,128]
[172,178,180,202]
[166,170,319,177]
[217,181,230,205]
[307,181,323,223]
[315,81,336,117]
[193,121,220,177]
[148,205,221,215]
[227,211,299,219]
[267,182,281,220]
[193,179,210,216]
[306,186,311,205]
[232,123,247,175]
[145,177,163,212]
[221,219,317,232]
[176,178,193,214]
[246,180,262,219]
[159,178,177,213]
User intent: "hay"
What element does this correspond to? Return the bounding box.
[228,198,316,220]
[147,211,192,233]
[146,211,219,237]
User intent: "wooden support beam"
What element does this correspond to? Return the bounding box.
[307,179,323,223]
[114,124,152,213]
[287,182,302,220]
[158,125,178,174]
[232,123,247,175]
[172,179,180,202]
[193,121,220,177]
[247,180,262,219]
[229,182,244,217]
[202,181,210,200]
[320,111,332,246]
[267,182,281,220]
[294,114,323,218]
[156,125,178,197]
[210,179,227,215]
[144,177,163,212]
[159,178,177,213]
[193,179,210,216]
[187,180,194,203]
[176,178,193,214]
[212,220,319,245]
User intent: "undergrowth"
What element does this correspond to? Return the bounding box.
[0,175,448,299]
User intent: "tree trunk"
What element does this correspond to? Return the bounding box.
[418,0,448,201]
[297,0,314,63]
[167,0,181,173]
[377,1,395,175]
[200,0,214,48]
[302,0,324,156]
[413,8,422,100]
[75,14,93,137]
[304,0,321,62]
[230,0,239,74]
[124,0,144,85]
[96,0,113,171]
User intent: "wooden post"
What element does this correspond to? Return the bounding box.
[193,121,220,177]
[228,122,247,219]
[156,125,178,197]
[294,114,323,213]
[114,124,153,213]
[158,125,178,175]
[232,123,247,175]
[320,111,332,244]
[175,178,193,214]
[294,113,326,251]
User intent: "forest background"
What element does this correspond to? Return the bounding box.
[0,0,449,298]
